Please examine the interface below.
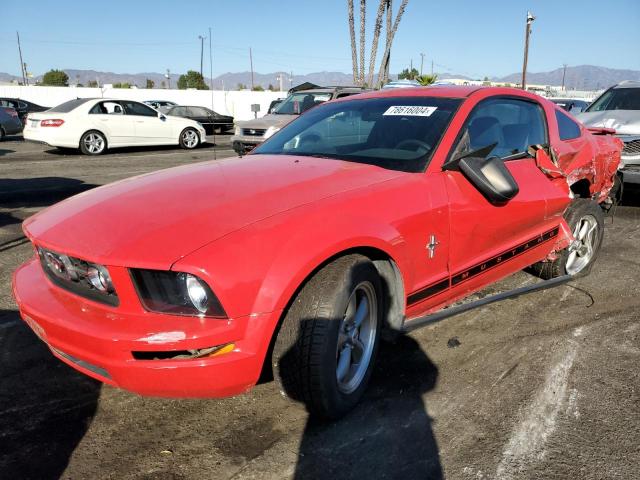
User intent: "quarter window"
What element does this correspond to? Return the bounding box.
[555,110,581,141]
[452,98,547,159]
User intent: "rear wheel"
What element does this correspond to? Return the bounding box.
[79,130,106,155]
[272,255,383,419]
[530,198,605,279]
[179,128,199,149]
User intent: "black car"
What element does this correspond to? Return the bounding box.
[0,98,49,124]
[549,98,590,114]
[165,105,234,134]
[0,107,24,139]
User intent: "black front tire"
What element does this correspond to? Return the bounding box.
[530,198,605,279]
[272,255,383,419]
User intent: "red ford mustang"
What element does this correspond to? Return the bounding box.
[13,87,622,418]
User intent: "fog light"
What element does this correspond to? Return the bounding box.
[184,274,208,313]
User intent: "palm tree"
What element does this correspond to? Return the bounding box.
[359,0,366,85]
[348,0,358,83]
[377,0,409,87]
[417,74,438,86]
[367,0,388,88]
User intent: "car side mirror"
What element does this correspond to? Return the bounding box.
[458,156,519,205]
[158,113,166,120]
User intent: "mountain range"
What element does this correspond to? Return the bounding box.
[1,65,638,91]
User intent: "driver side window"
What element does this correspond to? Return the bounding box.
[452,98,547,159]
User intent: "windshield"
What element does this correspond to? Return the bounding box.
[272,92,333,115]
[253,96,462,173]
[586,88,640,112]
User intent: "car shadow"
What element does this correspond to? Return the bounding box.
[0,309,101,480]
[43,141,218,156]
[292,335,443,479]
[0,177,100,229]
[620,183,640,208]
[0,148,15,156]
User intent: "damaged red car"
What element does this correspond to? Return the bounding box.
[13,87,622,419]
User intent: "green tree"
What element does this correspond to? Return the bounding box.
[236,83,247,90]
[87,80,99,88]
[267,83,275,91]
[252,85,265,91]
[145,78,155,89]
[41,69,69,86]
[416,73,438,86]
[177,70,209,90]
[112,82,132,89]
[398,67,419,80]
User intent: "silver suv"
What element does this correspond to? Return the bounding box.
[577,81,640,184]
[232,87,367,155]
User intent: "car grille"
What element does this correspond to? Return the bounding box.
[622,139,640,157]
[38,247,119,306]
[242,128,266,137]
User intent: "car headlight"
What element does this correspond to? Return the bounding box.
[38,247,118,305]
[130,269,227,318]
[264,126,280,139]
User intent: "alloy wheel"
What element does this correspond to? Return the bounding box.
[336,281,378,394]
[566,214,598,275]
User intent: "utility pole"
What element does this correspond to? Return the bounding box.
[410,58,413,72]
[23,63,29,86]
[249,47,255,90]
[561,63,568,91]
[165,69,171,89]
[16,31,26,85]
[198,35,206,77]
[209,27,214,106]
[521,11,535,90]
[420,53,425,76]
[431,60,434,76]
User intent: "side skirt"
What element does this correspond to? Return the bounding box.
[401,275,572,333]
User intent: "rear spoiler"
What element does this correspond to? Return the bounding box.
[587,127,616,136]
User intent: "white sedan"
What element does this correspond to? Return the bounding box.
[23,98,207,155]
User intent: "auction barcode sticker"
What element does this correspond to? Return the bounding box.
[383,106,437,116]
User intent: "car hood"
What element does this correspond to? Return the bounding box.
[23,155,403,269]
[236,114,298,130]
[576,110,640,135]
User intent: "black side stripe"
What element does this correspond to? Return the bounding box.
[407,226,560,307]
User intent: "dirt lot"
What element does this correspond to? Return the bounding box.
[0,135,638,480]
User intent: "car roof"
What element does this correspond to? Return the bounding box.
[614,80,640,89]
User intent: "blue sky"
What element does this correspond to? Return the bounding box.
[1,0,639,79]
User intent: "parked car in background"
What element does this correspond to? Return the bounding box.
[23,98,206,155]
[549,98,590,114]
[0,98,49,124]
[13,87,621,419]
[577,81,640,184]
[143,100,178,113]
[382,79,423,89]
[165,105,234,134]
[231,86,367,154]
[0,107,23,140]
[268,98,284,113]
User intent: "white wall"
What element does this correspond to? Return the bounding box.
[0,85,286,121]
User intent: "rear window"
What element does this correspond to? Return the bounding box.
[48,98,93,113]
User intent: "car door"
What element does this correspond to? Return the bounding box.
[122,101,173,143]
[88,101,136,145]
[441,96,568,298]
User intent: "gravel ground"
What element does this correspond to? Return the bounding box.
[0,135,638,480]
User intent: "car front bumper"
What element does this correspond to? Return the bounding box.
[230,134,264,154]
[12,256,279,398]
